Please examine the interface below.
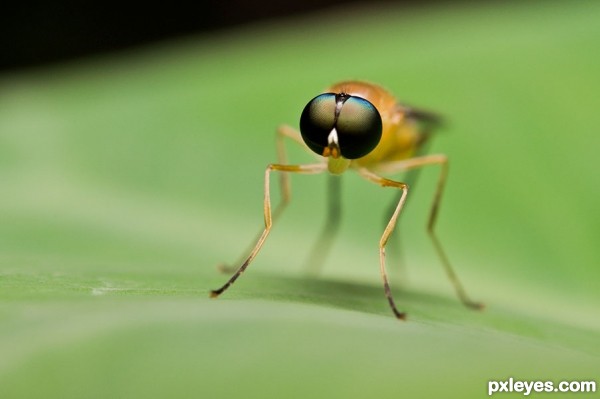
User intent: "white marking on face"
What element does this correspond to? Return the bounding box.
[327,128,339,146]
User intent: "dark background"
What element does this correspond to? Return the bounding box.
[2,1,458,71]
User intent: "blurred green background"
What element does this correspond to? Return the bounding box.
[1,1,599,398]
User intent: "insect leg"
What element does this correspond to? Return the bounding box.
[210,162,326,298]
[383,164,423,284]
[273,125,301,212]
[378,155,484,310]
[357,168,409,320]
[422,156,484,310]
[279,125,344,275]
[218,125,308,273]
[384,119,435,281]
[304,174,342,275]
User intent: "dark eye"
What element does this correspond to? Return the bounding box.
[300,93,382,159]
[335,96,382,159]
[299,93,337,156]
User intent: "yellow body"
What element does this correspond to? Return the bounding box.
[326,81,422,170]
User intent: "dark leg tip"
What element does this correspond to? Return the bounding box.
[209,290,220,298]
[393,310,407,321]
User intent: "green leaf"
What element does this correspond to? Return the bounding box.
[1,1,599,398]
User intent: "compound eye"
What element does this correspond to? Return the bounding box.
[335,97,382,159]
[300,93,383,160]
[299,93,337,156]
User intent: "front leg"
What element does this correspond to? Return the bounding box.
[218,125,313,273]
[377,155,484,310]
[357,168,409,320]
[210,162,326,298]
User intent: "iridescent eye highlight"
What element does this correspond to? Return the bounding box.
[335,96,382,159]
